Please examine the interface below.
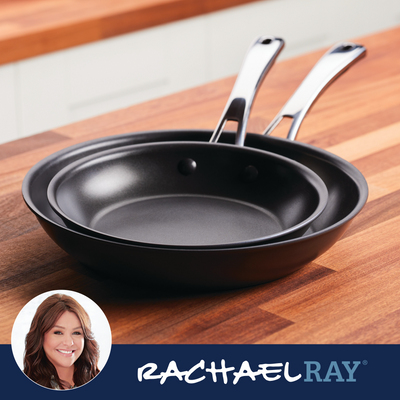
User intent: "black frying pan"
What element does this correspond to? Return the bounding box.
[21,42,368,290]
[46,36,328,249]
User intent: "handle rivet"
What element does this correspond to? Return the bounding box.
[178,158,197,175]
[242,165,259,182]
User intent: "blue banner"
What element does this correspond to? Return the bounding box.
[2,344,397,399]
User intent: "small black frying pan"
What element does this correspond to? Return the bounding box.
[47,36,328,249]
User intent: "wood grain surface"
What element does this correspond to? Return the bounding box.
[1,26,400,344]
[0,0,260,65]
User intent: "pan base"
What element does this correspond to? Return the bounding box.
[90,195,284,247]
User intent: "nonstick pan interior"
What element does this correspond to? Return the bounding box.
[22,130,368,290]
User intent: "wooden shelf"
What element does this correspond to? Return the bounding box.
[0,0,261,65]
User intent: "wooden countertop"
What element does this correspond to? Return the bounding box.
[0,0,261,65]
[1,26,400,344]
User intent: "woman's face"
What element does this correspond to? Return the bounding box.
[43,311,84,371]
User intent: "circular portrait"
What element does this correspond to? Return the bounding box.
[11,290,112,390]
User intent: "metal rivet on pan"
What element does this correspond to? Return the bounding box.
[178,158,197,175]
[242,165,259,182]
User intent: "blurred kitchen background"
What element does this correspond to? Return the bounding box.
[1,0,399,145]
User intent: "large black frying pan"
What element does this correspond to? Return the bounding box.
[46,36,328,249]
[21,41,368,290]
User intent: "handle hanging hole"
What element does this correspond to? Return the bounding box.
[261,38,272,45]
[341,43,355,51]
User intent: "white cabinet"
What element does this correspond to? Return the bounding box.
[1,0,399,144]
[0,64,18,143]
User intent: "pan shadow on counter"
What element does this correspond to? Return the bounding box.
[0,216,335,344]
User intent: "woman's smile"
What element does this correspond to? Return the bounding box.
[56,349,76,356]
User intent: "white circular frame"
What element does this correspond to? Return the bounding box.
[11,290,112,381]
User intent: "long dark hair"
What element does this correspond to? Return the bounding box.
[23,293,100,389]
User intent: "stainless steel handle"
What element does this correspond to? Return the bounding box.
[263,42,366,140]
[209,36,284,146]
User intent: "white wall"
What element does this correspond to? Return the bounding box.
[1,0,400,144]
